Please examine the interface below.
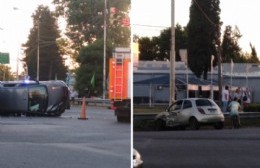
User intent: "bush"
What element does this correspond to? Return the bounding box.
[243,103,260,112]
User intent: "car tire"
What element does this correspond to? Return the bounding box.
[189,117,200,130]
[214,122,224,129]
[155,119,165,131]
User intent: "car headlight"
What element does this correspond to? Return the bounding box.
[133,149,143,168]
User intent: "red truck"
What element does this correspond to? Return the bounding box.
[108,47,131,122]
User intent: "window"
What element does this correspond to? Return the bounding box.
[28,86,47,112]
[183,100,192,109]
[169,100,183,111]
[196,99,214,107]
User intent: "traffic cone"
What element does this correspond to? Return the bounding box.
[78,96,88,120]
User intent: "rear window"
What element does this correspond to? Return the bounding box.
[196,99,215,107]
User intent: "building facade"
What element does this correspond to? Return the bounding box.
[134,61,260,105]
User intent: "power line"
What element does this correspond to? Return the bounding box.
[132,23,169,29]
[192,0,217,26]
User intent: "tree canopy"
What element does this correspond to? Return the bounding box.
[221,25,244,63]
[0,65,14,81]
[138,24,188,61]
[23,5,67,81]
[187,0,222,79]
[221,25,259,63]
[53,0,130,50]
[75,39,113,96]
[52,0,130,96]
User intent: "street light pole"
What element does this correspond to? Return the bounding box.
[217,45,222,105]
[13,7,20,80]
[37,19,40,81]
[170,0,176,105]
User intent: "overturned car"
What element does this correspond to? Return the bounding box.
[0,80,70,116]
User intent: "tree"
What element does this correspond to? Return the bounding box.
[23,6,67,81]
[138,24,188,61]
[138,37,159,61]
[53,0,130,50]
[52,0,130,97]
[221,25,245,63]
[74,39,113,96]
[187,0,221,79]
[249,43,259,63]
[0,65,14,81]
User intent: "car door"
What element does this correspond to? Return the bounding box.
[28,85,48,113]
[177,100,193,125]
[167,100,183,126]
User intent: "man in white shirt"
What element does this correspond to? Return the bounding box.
[221,85,229,113]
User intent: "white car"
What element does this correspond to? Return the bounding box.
[155,98,225,130]
[133,148,143,168]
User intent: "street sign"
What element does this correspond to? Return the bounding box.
[0,52,9,64]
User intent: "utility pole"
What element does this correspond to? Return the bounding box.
[217,45,222,105]
[103,0,107,100]
[13,7,19,80]
[170,0,176,105]
[37,19,40,81]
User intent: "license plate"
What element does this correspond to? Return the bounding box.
[208,108,216,113]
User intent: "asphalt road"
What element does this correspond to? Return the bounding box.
[0,105,130,168]
[134,128,260,168]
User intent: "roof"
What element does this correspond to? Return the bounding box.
[135,61,260,76]
[134,75,184,85]
[134,75,218,86]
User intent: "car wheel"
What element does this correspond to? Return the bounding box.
[155,119,165,131]
[189,117,200,130]
[214,122,224,129]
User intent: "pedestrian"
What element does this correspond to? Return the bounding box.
[70,90,78,105]
[227,97,241,129]
[221,85,230,113]
[233,87,242,104]
[242,87,251,107]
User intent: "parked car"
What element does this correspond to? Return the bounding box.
[133,148,143,168]
[154,98,225,130]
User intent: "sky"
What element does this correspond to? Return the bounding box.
[131,0,260,54]
[1,0,260,74]
[0,0,54,73]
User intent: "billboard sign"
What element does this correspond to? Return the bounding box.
[0,52,9,64]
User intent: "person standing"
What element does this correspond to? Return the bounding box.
[228,97,241,128]
[234,87,242,104]
[242,87,251,107]
[221,85,230,113]
[70,90,78,105]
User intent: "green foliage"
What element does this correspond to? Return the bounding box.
[0,65,15,81]
[139,37,159,60]
[187,0,221,79]
[23,5,67,81]
[243,103,260,112]
[221,25,245,63]
[53,0,130,97]
[53,0,130,50]
[249,43,259,63]
[74,39,113,97]
[138,24,188,61]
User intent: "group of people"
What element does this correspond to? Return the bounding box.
[222,86,251,128]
